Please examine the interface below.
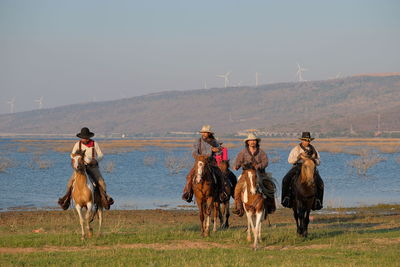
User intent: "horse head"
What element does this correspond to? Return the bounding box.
[71,150,86,172]
[241,167,257,195]
[194,155,209,184]
[218,160,230,173]
[300,154,315,187]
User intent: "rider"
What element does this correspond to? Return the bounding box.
[182,125,228,203]
[281,132,324,210]
[58,127,114,210]
[232,133,276,216]
[215,140,237,198]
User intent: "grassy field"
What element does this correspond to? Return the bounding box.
[1,205,399,266]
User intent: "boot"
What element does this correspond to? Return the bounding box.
[182,169,194,203]
[281,196,291,208]
[58,187,72,210]
[313,199,323,210]
[232,199,244,217]
[182,181,193,203]
[312,171,324,210]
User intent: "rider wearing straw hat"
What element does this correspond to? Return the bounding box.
[232,133,276,216]
[58,127,114,210]
[281,132,324,210]
[182,125,228,203]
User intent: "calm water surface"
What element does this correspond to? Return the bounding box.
[0,139,399,211]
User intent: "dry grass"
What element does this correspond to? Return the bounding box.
[164,155,191,175]
[103,161,115,173]
[348,149,386,176]
[0,157,13,172]
[10,138,400,155]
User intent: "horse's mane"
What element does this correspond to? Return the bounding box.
[300,158,315,187]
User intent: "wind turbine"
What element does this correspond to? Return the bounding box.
[7,97,15,113]
[35,96,43,109]
[204,81,208,89]
[255,72,261,87]
[216,71,231,88]
[295,63,308,82]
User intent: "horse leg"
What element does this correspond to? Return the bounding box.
[258,210,263,242]
[197,199,205,236]
[75,205,85,240]
[86,203,93,238]
[223,201,230,229]
[204,197,213,236]
[97,207,103,236]
[253,211,263,250]
[245,210,254,242]
[293,207,301,235]
[213,201,219,232]
[303,209,311,238]
[298,206,306,237]
[218,202,224,226]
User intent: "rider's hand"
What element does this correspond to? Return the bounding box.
[211,147,219,153]
[90,159,98,165]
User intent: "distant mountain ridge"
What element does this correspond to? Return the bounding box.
[1,74,399,137]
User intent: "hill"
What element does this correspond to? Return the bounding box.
[0,75,399,136]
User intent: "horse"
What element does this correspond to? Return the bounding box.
[192,155,219,237]
[217,160,236,229]
[292,154,316,237]
[71,150,103,240]
[240,165,265,249]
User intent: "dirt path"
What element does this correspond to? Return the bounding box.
[0,240,235,254]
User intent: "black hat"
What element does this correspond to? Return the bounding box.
[299,132,314,141]
[77,127,94,139]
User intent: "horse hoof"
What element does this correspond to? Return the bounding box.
[81,236,85,241]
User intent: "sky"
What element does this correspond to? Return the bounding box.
[1,0,399,114]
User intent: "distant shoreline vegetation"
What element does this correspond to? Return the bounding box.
[4,138,400,155]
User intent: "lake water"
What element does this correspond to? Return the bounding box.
[0,139,399,211]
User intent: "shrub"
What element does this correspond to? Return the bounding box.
[348,150,386,176]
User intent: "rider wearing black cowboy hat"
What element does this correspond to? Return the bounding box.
[58,127,114,210]
[281,132,324,210]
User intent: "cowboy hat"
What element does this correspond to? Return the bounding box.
[76,127,94,139]
[244,133,261,143]
[199,125,213,134]
[299,132,315,141]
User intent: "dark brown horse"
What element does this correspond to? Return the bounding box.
[292,154,316,237]
[192,155,218,236]
[217,160,236,229]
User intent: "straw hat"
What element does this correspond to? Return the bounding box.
[299,132,315,141]
[199,125,213,134]
[244,133,261,143]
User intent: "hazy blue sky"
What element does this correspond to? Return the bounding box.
[1,0,399,114]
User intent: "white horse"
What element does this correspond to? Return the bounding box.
[71,151,103,239]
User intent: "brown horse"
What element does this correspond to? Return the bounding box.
[217,160,235,229]
[292,154,316,237]
[192,155,219,236]
[240,166,265,249]
[71,151,103,240]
